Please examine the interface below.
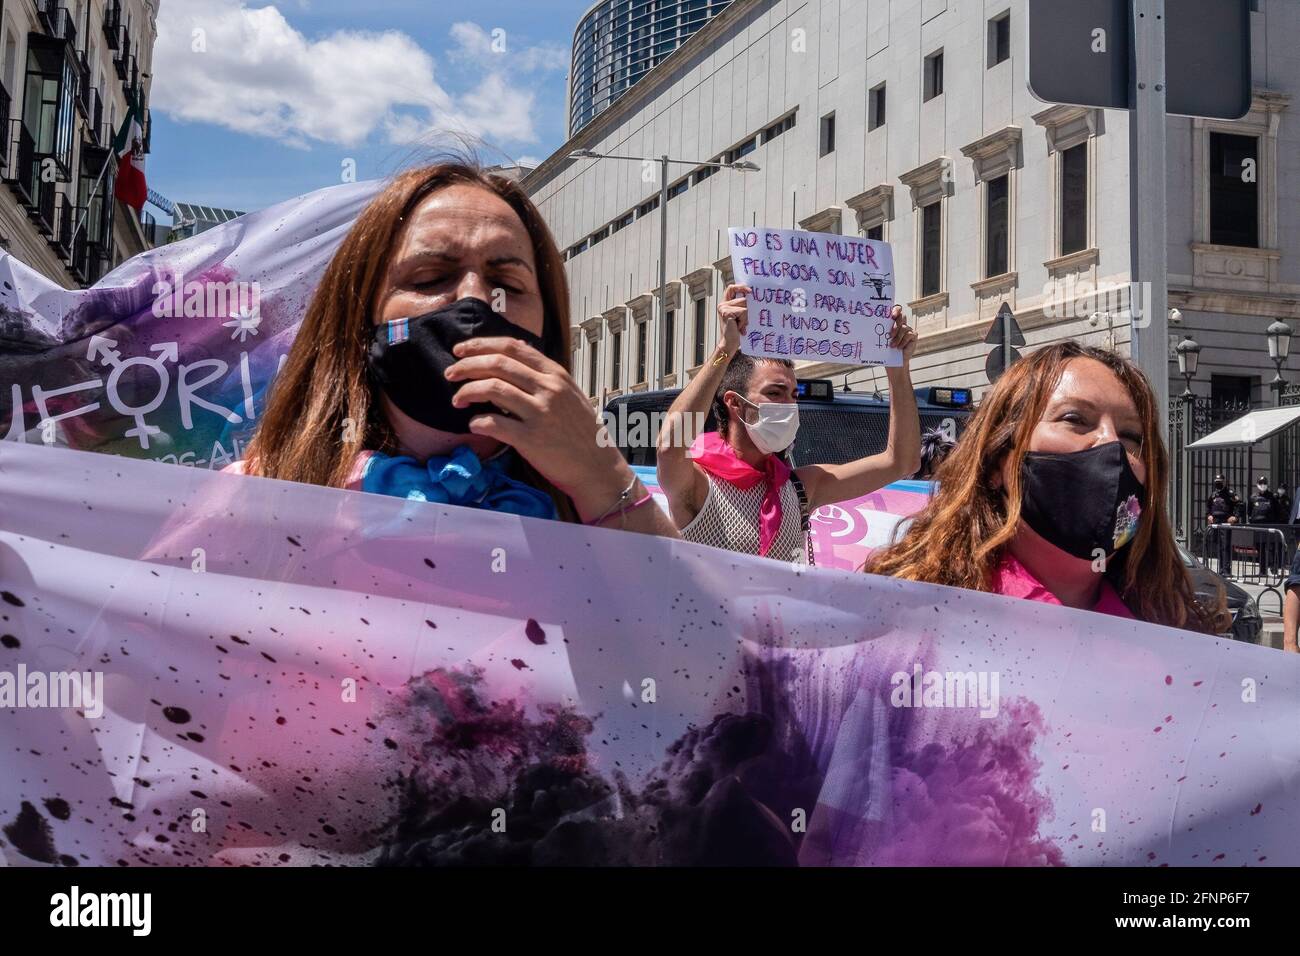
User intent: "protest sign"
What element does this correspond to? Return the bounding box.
[727,226,901,367]
[1,439,1297,867]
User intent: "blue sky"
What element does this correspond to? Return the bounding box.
[148,0,589,216]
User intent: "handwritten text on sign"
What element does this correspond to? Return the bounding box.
[727,227,900,367]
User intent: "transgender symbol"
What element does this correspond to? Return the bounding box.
[88,333,178,449]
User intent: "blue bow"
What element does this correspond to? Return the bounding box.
[360,446,558,520]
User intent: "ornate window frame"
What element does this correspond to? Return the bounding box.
[1033,105,1103,276]
[898,156,953,320]
[1190,90,1289,292]
[960,125,1021,299]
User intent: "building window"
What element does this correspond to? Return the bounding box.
[693,162,716,185]
[635,320,648,384]
[693,297,707,366]
[568,238,588,258]
[1209,131,1258,248]
[924,50,944,101]
[637,196,659,218]
[985,174,1010,277]
[988,12,1011,68]
[667,178,689,201]
[1059,142,1088,255]
[23,35,77,176]
[762,113,795,143]
[589,224,610,246]
[920,201,942,297]
[612,210,634,233]
[819,112,836,156]
[609,329,623,390]
[868,83,886,131]
[725,136,756,163]
[866,223,883,242]
[663,308,675,377]
[587,339,599,396]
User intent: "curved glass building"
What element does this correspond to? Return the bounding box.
[569,0,733,136]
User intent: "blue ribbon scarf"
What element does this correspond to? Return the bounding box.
[360,446,558,520]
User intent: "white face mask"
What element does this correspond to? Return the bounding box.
[737,395,799,455]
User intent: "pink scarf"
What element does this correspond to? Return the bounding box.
[688,432,791,557]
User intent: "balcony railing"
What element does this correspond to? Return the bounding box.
[40,2,78,49]
[68,212,90,284]
[2,118,38,209]
[52,190,74,255]
[113,31,129,79]
[75,50,91,118]
[123,54,137,99]
[0,84,10,173]
[102,0,122,50]
[87,87,103,146]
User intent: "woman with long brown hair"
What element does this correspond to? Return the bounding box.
[867,342,1227,632]
[227,161,677,537]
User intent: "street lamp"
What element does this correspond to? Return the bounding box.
[1174,335,1201,545]
[1175,335,1201,397]
[567,148,760,389]
[1267,319,1293,405]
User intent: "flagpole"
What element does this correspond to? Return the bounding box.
[69,149,113,248]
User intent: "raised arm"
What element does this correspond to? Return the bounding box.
[656,283,749,527]
[796,306,922,510]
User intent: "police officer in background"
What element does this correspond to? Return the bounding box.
[1249,476,1281,575]
[1249,476,1278,523]
[1206,474,1240,576]
[1277,481,1294,524]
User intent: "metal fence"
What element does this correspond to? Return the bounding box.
[1169,387,1300,585]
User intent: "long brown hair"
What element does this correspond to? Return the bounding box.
[866,342,1227,633]
[242,162,576,518]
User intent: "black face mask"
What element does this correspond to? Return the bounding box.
[1019,442,1146,559]
[367,297,546,434]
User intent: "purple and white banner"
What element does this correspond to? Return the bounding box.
[0,438,1296,866]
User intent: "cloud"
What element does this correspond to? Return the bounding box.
[151,0,542,148]
[448,21,568,73]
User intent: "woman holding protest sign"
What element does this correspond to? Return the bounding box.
[655,285,920,563]
[227,162,677,537]
[866,342,1228,631]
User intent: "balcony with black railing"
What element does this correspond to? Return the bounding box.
[123,55,137,99]
[0,84,10,173]
[52,190,74,255]
[3,118,38,209]
[39,2,78,49]
[113,31,129,79]
[87,87,103,146]
[75,50,91,119]
[68,212,90,284]
[102,0,122,49]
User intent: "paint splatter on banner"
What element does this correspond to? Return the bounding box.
[0,440,1296,866]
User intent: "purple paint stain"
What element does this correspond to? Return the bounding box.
[864,700,1065,866]
[524,619,546,645]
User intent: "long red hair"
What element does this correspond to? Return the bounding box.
[866,342,1227,633]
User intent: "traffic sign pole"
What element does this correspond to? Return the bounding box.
[1128,0,1169,434]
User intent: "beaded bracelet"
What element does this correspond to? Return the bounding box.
[586,476,652,526]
